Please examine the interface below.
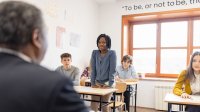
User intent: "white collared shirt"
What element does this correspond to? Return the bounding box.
[0,47,32,63]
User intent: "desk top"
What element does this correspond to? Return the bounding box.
[164,93,200,105]
[123,81,138,85]
[74,86,117,96]
[85,79,138,85]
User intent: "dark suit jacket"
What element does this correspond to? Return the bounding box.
[0,53,88,112]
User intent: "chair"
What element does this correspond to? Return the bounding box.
[80,77,87,86]
[109,82,127,112]
[80,77,91,86]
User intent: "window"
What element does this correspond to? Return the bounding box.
[132,23,156,73]
[193,20,200,47]
[122,9,200,78]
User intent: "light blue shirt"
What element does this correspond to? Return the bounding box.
[90,50,117,87]
[115,65,137,79]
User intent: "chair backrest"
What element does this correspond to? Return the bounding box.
[80,77,86,86]
[109,82,127,110]
[115,82,127,93]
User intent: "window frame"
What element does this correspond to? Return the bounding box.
[121,8,200,78]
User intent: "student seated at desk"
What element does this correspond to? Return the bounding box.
[173,51,200,112]
[56,53,80,86]
[115,55,138,112]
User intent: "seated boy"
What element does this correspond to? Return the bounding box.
[115,55,138,111]
[56,53,80,86]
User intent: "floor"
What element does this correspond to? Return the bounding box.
[130,106,165,112]
[86,101,166,112]
[88,106,166,112]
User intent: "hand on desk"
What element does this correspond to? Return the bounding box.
[115,76,123,82]
[181,93,191,99]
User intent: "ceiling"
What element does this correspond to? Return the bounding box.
[94,0,117,4]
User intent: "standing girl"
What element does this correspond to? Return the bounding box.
[90,34,117,112]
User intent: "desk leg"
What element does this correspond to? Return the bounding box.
[113,92,116,112]
[99,96,102,111]
[135,84,137,112]
[168,103,172,112]
[83,94,85,99]
[126,86,130,112]
[179,104,183,111]
[128,85,130,112]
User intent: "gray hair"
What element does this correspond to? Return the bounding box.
[0,1,44,50]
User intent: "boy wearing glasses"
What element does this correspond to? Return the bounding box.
[56,53,80,86]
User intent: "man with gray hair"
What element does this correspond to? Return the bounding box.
[0,1,88,112]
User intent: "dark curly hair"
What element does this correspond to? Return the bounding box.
[96,34,111,49]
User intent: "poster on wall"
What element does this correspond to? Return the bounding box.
[69,32,81,48]
[56,26,66,49]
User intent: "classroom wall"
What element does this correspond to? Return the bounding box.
[5,0,99,72]
[136,80,176,108]
[40,0,99,71]
[98,0,199,108]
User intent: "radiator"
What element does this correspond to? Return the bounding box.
[154,85,179,111]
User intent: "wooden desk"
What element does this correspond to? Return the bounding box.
[164,93,200,112]
[83,80,138,112]
[74,86,117,112]
[123,81,138,112]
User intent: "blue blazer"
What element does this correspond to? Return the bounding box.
[90,50,117,87]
